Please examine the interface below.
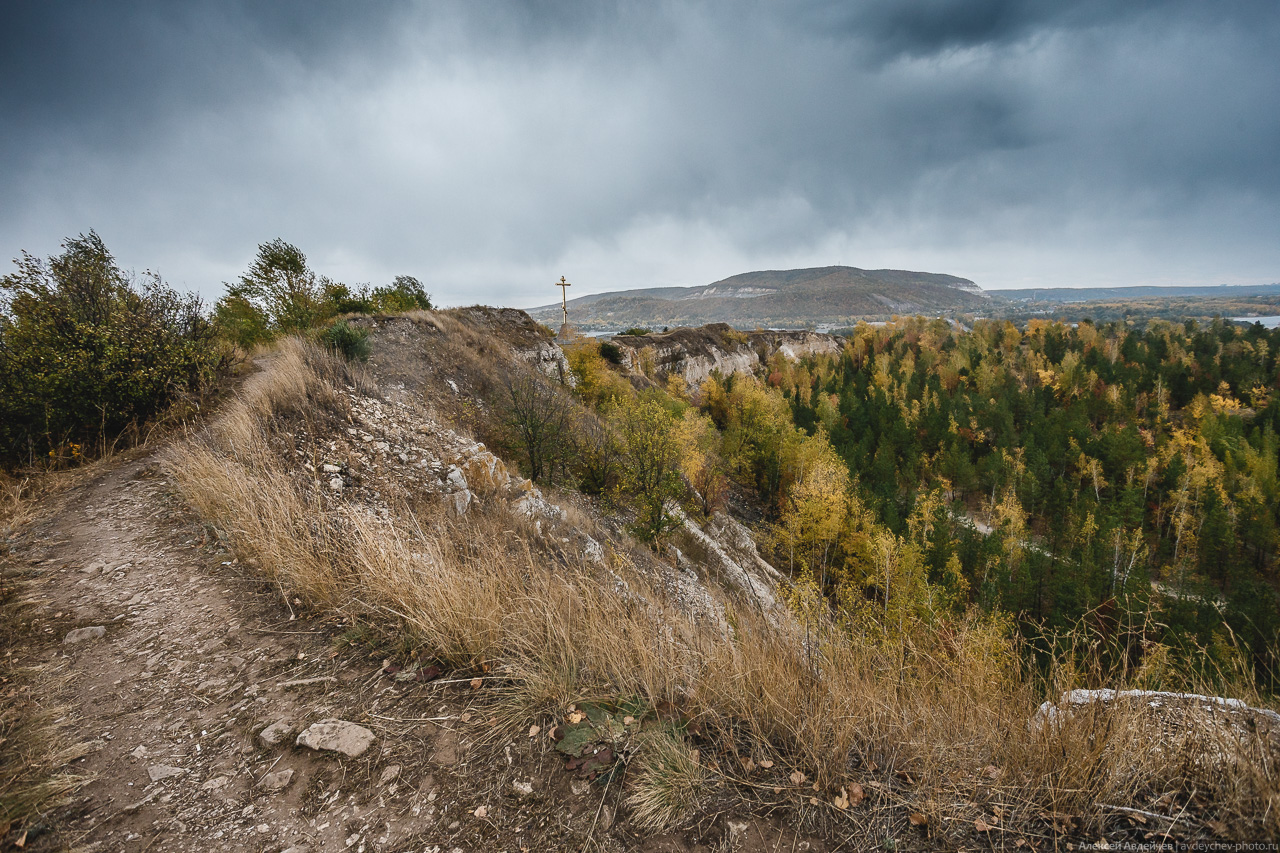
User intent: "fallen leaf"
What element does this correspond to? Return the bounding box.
[460,712,473,723]
[908,812,927,827]
[812,781,820,792]
[974,818,993,833]
[470,677,483,689]
[847,783,865,805]
[1207,820,1230,837]
[742,757,755,773]
[758,759,774,769]
[789,770,806,785]
[984,764,1001,780]
[473,805,488,818]
[809,797,819,806]
[14,830,27,848]
[833,788,849,810]
[568,711,585,724]
[528,724,541,738]
[623,715,636,726]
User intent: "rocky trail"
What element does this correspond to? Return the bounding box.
[4,446,821,853]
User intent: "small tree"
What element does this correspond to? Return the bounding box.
[502,370,575,483]
[615,396,685,542]
[569,410,623,496]
[220,239,323,335]
[371,275,432,312]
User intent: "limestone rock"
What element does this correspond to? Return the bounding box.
[258,720,294,748]
[458,451,509,496]
[448,489,473,516]
[295,719,375,757]
[147,765,186,782]
[200,775,231,792]
[64,626,106,644]
[259,769,294,792]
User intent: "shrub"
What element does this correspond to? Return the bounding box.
[619,327,651,336]
[219,238,324,336]
[598,340,625,364]
[318,321,371,362]
[0,232,221,467]
[370,275,432,312]
[321,279,375,315]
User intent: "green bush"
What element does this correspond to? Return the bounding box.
[0,232,221,467]
[370,275,432,312]
[598,340,625,364]
[318,321,371,362]
[619,327,651,336]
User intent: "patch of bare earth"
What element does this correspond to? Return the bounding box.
[5,452,826,852]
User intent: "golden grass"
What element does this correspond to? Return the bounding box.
[166,337,1280,841]
[0,552,90,837]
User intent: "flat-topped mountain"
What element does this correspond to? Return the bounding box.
[528,265,987,331]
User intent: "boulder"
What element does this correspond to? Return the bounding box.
[1032,688,1280,743]
[458,451,510,496]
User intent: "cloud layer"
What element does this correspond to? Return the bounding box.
[3,0,1277,307]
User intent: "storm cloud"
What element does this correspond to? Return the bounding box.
[2,0,1277,307]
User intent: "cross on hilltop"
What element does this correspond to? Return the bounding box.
[556,276,571,329]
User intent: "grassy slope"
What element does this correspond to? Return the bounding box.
[164,322,1279,844]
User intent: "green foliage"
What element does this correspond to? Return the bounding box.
[614,395,685,542]
[619,327,651,336]
[0,232,221,466]
[767,315,1280,688]
[212,240,432,347]
[222,238,324,335]
[317,321,371,362]
[499,370,576,483]
[598,340,625,364]
[371,275,433,312]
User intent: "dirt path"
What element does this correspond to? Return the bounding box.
[5,448,823,853]
[9,450,495,852]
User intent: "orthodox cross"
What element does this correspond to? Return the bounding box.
[556,276,571,327]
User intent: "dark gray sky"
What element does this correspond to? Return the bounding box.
[3,0,1278,307]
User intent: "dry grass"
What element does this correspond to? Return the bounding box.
[0,545,90,838]
[166,336,1280,842]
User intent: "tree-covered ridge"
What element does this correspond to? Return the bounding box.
[766,316,1280,687]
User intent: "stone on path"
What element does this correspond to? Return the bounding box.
[259,769,294,792]
[258,720,295,747]
[64,626,106,644]
[295,719,375,757]
[147,765,186,782]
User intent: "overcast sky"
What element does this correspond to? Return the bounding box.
[2,1,1278,308]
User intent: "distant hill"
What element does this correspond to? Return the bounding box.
[995,283,1280,303]
[527,266,988,331]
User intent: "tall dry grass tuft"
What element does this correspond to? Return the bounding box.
[166,336,1280,841]
[0,554,90,835]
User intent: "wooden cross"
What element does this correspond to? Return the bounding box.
[556,276,571,327]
